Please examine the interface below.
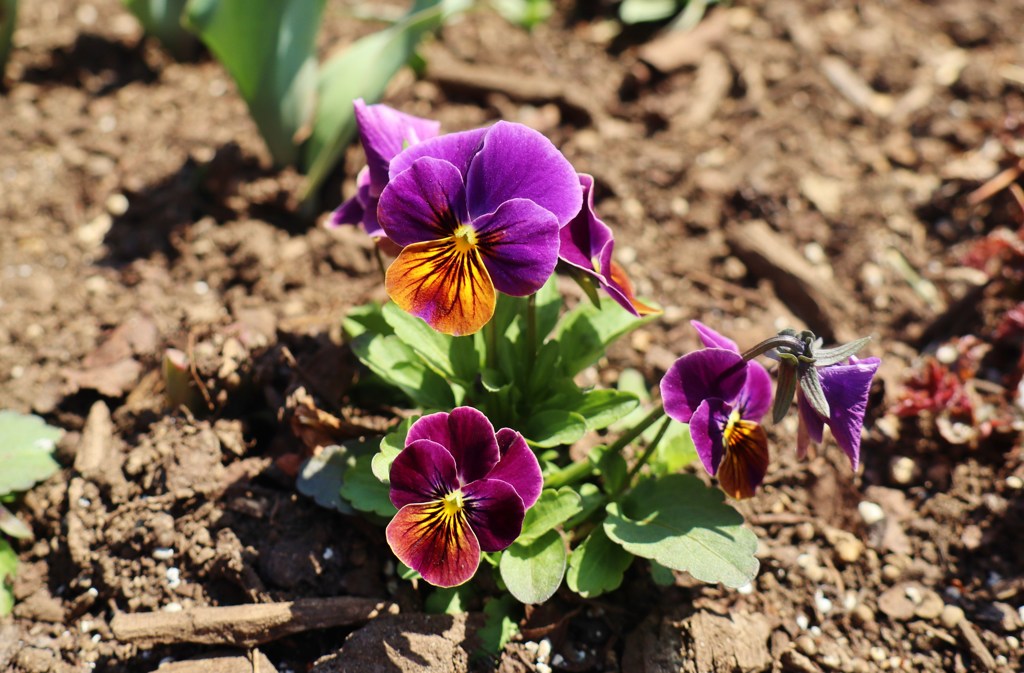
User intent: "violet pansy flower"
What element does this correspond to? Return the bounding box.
[378,121,582,335]
[329,99,440,241]
[797,356,880,470]
[558,174,658,317]
[385,407,542,587]
[660,321,772,499]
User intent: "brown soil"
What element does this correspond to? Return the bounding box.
[2,0,1024,671]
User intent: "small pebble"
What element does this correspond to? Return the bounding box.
[836,538,865,563]
[536,665,552,673]
[870,646,887,663]
[806,566,826,583]
[796,635,817,656]
[858,501,886,526]
[852,604,875,625]
[537,638,552,663]
[524,641,539,655]
[915,590,944,620]
[105,193,129,216]
[736,582,754,595]
[940,605,965,629]
[323,547,335,561]
[882,564,902,582]
[796,613,810,630]
[1007,476,1023,490]
[796,522,816,541]
[815,590,834,614]
[889,456,918,485]
[163,602,183,612]
[1007,635,1019,649]
[166,567,181,589]
[935,344,958,364]
[995,655,1008,667]
[152,548,175,561]
[821,654,841,668]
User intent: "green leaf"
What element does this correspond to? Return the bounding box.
[650,422,698,476]
[534,274,563,339]
[564,482,604,530]
[603,474,759,588]
[302,0,470,198]
[0,411,62,496]
[476,595,519,656]
[351,333,456,410]
[397,561,421,581]
[490,0,553,28]
[566,526,633,598]
[555,299,657,376]
[574,389,639,431]
[371,419,413,483]
[649,560,676,586]
[619,0,680,24]
[339,453,397,518]
[122,0,197,59]
[598,451,628,495]
[425,585,474,614]
[343,302,392,340]
[185,0,324,165]
[518,488,583,545]
[523,410,587,448]
[0,0,17,80]
[499,529,566,604]
[381,302,480,383]
[0,538,15,616]
[297,442,370,515]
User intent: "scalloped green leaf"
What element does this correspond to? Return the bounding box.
[566,526,633,598]
[499,529,566,604]
[351,333,456,411]
[523,410,586,449]
[517,487,583,545]
[0,411,62,496]
[603,474,759,588]
[555,299,657,376]
[339,452,397,518]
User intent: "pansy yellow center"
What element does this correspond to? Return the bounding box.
[723,408,742,439]
[441,490,465,517]
[452,225,478,254]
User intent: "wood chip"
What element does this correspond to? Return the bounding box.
[957,619,997,670]
[638,10,731,73]
[111,597,399,647]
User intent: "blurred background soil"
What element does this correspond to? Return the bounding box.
[1,0,1023,671]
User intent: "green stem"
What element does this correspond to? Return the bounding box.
[624,417,672,485]
[543,459,593,489]
[607,404,665,456]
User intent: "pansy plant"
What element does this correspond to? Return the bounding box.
[327,104,879,629]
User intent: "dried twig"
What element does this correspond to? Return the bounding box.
[111,597,398,647]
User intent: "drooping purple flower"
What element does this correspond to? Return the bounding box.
[385,407,543,588]
[797,356,880,470]
[660,321,772,499]
[379,122,582,335]
[329,99,440,241]
[558,174,659,317]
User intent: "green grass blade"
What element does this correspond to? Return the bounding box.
[185,0,325,166]
[0,0,17,80]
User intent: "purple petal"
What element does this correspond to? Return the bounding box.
[738,361,773,421]
[488,428,542,509]
[378,157,470,246]
[689,398,729,476]
[355,99,440,196]
[465,122,582,225]
[660,349,748,424]
[445,407,501,483]
[386,501,481,587]
[691,321,739,352]
[558,174,614,270]
[463,477,527,552]
[818,358,880,470]
[797,390,825,447]
[473,198,560,296]
[389,127,488,182]
[329,195,364,229]
[389,439,459,509]
[407,408,501,485]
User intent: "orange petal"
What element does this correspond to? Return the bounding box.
[385,500,481,587]
[610,261,660,316]
[386,239,496,336]
[717,419,769,499]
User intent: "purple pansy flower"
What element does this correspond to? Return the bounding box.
[329,99,440,242]
[797,356,880,470]
[385,407,543,587]
[660,321,773,499]
[378,121,582,335]
[558,174,659,317]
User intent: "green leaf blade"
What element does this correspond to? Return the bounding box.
[499,529,566,604]
[0,411,62,496]
[517,487,583,545]
[602,474,759,588]
[566,526,633,598]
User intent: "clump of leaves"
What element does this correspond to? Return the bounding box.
[0,411,62,615]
